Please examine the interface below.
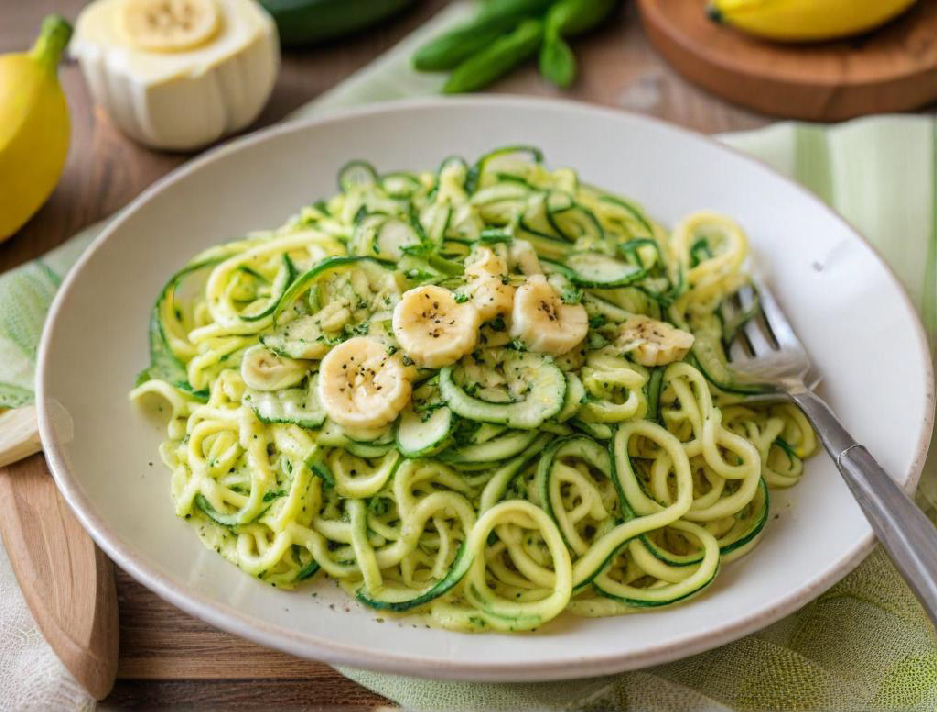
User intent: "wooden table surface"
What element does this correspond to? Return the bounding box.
[2,1,767,708]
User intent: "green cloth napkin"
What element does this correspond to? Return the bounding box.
[2,4,936,709]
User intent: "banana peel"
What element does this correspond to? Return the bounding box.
[708,0,918,42]
[0,15,72,241]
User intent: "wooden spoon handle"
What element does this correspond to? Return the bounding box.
[0,453,118,700]
[0,405,42,468]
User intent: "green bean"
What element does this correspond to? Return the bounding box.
[546,0,617,37]
[443,19,544,94]
[477,0,554,22]
[414,0,553,71]
[537,0,617,88]
[414,15,519,71]
[539,32,575,89]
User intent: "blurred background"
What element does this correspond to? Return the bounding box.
[0,0,781,271]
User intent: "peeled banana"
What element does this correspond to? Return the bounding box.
[392,285,480,368]
[0,15,72,241]
[72,0,278,150]
[508,239,544,275]
[240,344,307,391]
[317,336,412,428]
[462,246,515,322]
[510,275,588,356]
[118,0,221,52]
[616,316,695,367]
[708,0,918,42]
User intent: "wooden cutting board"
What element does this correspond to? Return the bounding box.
[637,0,937,121]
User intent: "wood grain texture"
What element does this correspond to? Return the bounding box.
[0,454,119,700]
[115,570,362,681]
[638,0,937,121]
[107,678,392,709]
[2,0,770,707]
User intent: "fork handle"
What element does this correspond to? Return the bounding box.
[791,388,937,629]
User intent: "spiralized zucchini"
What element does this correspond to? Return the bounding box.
[131,146,817,632]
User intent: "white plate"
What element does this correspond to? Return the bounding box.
[37,97,934,681]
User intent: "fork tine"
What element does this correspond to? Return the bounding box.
[720,293,752,361]
[750,275,803,351]
[729,335,752,362]
[738,285,775,356]
[721,274,814,390]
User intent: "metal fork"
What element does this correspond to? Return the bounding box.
[726,277,937,629]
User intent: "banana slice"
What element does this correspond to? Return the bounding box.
[508,239,543,275]
[616,315,695,367]
[392,285,479,368]
[317,336,412,428]
[119,0,221,52]
[463,247,515,322]
[510,275,588,356]
[240,344,307,391]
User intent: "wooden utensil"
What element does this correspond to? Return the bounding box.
[0,407,118,701]
[637,0,937,121]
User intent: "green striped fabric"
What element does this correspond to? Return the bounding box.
[1,6,934,707]
[0,233,93,408]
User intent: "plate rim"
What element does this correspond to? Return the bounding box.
[35,96,936,681]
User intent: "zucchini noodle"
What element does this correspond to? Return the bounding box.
[132,146,817,632]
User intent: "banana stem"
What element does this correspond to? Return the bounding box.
[706,5,723,22]
[29,14,74,72]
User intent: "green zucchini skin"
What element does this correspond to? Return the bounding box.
[260,0,418,47]
[141,255,230,399]
[357,543,471,612]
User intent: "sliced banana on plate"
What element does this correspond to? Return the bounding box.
[508,239,543,275]
[616,315,695,367]
[392,285,480,368]
[317,336,413,429]
[463,246,515,322]
[510,274,588,356]
[119,0,221,52]
[240,344,307,391]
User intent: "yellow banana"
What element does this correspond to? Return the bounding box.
[708,0,918,42]
[0,15,72,241]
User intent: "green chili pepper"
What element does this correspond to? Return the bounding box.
[476,0,555,22]
[546,0,617,36]
[414,15,519,71]
[539,31,575,88]
[443,19,544,94]
[538,0,617,88]
[414,0,553,71]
